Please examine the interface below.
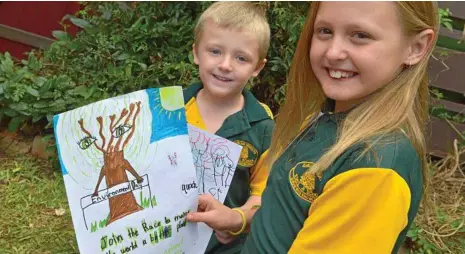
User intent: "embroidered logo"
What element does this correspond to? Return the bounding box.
[234,140,258,167]
[289,161,322,203]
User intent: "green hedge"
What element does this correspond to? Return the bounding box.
[0,1,308,133]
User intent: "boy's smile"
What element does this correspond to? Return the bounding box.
[193,19,265,99]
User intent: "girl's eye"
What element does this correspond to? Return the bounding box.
[317,28,332,35]
[353,32,371,40]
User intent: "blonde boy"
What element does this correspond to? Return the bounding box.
[183,2,274,253]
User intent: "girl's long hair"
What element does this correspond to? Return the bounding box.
[265,2,439,187]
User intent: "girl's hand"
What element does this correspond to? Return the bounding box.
[215,230,237,244]
[187,194,244,233]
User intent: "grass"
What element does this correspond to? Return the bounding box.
[405,141,465,253]
[0,147,463,254]
[0,155,78,254]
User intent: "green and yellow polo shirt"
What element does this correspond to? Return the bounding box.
[242,103,423,254]
[183,82,275,254]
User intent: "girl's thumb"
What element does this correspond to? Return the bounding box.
[187,211,210,223]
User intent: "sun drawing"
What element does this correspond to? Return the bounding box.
[152,87,185,120]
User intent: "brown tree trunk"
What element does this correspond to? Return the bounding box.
[103,150,143,225]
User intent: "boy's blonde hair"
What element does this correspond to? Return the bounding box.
[266,2,439,186]
[194,2,270,60]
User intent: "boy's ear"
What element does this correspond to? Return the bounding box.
[251,59,267,78]
[404,29,434,66]
[192,44,200,65]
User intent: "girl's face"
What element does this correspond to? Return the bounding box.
[310,2,410,112]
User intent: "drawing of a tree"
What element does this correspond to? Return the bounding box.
[78,101,144,225]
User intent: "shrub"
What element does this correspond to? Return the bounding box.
[0,1,308,133]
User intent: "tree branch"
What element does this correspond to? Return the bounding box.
[123,102,141,150]
[78,119,104,153]
[113,108,129,132]
[115,103,135,151]
[125,103,136,125]
[124,159,143,182]
[107,115,116,151]
[96,116,107,152]
[110,108,128,152]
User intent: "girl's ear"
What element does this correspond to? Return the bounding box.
[192,44,200,65]
[404,29,435,66]
[252,59,267,77]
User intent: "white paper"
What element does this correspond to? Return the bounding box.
[187,124,243,253]
[54,87,200,254]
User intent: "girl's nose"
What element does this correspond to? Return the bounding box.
[325,38,348,61]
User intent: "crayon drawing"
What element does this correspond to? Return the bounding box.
[187,124,242,254]
[54,87,200,254]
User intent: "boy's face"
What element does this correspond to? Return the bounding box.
[193,19,265,99]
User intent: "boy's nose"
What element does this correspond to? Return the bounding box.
[325,38,348,61]
[218,56,233,72]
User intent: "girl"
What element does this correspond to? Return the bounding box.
[187,2,438,253]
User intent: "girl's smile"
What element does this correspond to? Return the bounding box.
[310,1,411,112]
[326,68,357,79]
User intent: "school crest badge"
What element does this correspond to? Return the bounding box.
[234,140,258,167]
[289,161,322,203]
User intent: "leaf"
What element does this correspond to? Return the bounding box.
[54,208,66,216]
[444,22,453,32]
[42,134,54,144]
[8,116,27,132]
[4,108,18,117]
[66,42,79,51]
[116,53,130,61]
[32,115,43,123]
[33,102,49,109]
[9,102,28,111]
[1,52,14,73]
[188,53,194,64]
[134,61,147,70]
[125,63,132,77]
[71,85,91,98]
[26,53,41,71]
[69,16,93,29]
[52,30,71,41]
[25,86,39,97]
[0,82,5,94]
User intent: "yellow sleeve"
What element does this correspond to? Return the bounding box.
[249,149,270,196]
[288,168,411,254]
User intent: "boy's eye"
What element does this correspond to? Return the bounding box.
[210,49,221,55]
[237,56,247,62]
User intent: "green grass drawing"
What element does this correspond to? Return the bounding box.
[89,192,156,233]
[140,191,157,208]
[90,213,110,233]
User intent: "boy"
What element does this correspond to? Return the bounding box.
[183,2,274,253]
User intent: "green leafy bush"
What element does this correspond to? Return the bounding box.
[0,1,308,133]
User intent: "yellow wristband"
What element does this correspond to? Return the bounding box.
[228,208,246,236]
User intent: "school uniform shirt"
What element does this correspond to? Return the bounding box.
[242,102,423,254]
[183,82,275,254]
